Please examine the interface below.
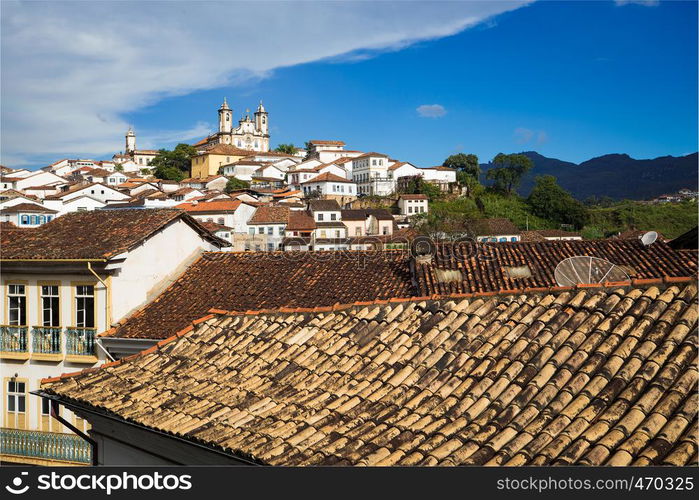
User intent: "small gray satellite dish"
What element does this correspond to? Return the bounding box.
[640,231,658,246]
[554,256,630,287]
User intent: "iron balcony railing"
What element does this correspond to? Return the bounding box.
[31,327,62,354]
[0,427,91,464]
[0,325,28,352]
[65,327,97,356]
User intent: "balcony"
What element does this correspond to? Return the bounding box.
[31,326,63,361]
[65,327,97,363]
[0,427,91,465]
[0,325,29,360]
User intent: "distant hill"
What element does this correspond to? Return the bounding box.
[480,151,698,200]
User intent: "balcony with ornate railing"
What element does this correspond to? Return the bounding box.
[0,427,91,465]
[31,326,62,361]
[65,327,97,362]
[0,325,29,360]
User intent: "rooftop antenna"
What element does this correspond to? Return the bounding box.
[554,256,629,287]
[640,231,658,246]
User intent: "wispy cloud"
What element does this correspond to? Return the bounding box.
[615,1,660,6]
[417,104,447,118]
[514,127,548,146]
[1,1,530,166]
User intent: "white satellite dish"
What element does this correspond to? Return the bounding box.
[554,256,630,287]
[640,231,658,246]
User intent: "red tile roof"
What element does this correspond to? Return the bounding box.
[0,203,57,214]
[175,200,242,213]
[309,140,345,146]
[399,194,428,200]
[248,205,290,224]
[301,172,353,184]
[0,208,224,260]
[101,250,415,339]
[286,211,316,231]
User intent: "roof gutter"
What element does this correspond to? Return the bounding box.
[33,391,263,466]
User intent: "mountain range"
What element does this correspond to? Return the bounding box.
[480,151,698,200]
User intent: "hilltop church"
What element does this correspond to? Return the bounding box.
[193,98,270,152]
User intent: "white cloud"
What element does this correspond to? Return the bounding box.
[514,127,548,146]
[0,1,530,166]
[615,1,660,6]
[417,104,447,118]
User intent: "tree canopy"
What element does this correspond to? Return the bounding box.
[443,153,480,179]
[527,175,589,229]
[224,177,250,193]
[151,143,198,182]
[485,153,533,195]
[273,143,299,155]
[400,175,442,200]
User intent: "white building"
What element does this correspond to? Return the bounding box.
[0,208,226,465]
[246,205,290,251]
[301,172,357,200]
[0,203,57,227]
[398,194,429,216]
[193,99,270,152]
[351,153,394,196]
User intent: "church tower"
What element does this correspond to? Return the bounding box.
[218,98,232,134]
[254,101,268,135]
[125,127,136,154]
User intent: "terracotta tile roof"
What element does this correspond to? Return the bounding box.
[309,140,345,146]
[175,200,242,213]
[83,168,113,178]
[0,208,223,260]
[248,205,290,224]
[286,211,316,231]
[301,172,353,184]
[388,162,408,171]
[43,182,109,200]
[353,152,389,159]
[199,221,233,232]
[341,209,393,221]
[100,250,414,339]
[0,203,57,214]
[522,229,582,241]
[309,199,341,212]
[413,240,698,296]
[399,194,428,200]
[0,221,32,245]
[43,280,699,466]
[468,218,521,237]
[200,144,252,156]
[616,229,667,241]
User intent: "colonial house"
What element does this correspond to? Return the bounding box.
[308,199,348,250]
[246,205,289,251]
[398,194,428,216]
[180,175,228,192]
[190,144,253,179]
[300,172,357,203]
[388,161,421,181]
[0,203,57,227]
[282,211,316,251]
[43,184,131,214]
[305,140,364,164]
[220,159,267,181]
[175,199,257,235]
[0,209,226,465]
[340,208,394,238]
[419,166,457,190]
[351,152,394,196]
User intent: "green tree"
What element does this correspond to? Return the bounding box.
[401,175,442,200]
[444,153,480,179]
[527,175,589,229]
[151,143,198,181]
[224,177,250,193]
[114,164,124,173]
[273,143,298,155]
[485,153,533,195]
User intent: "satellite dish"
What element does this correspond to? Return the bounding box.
[640,231,658,246]
[554,256,630,287]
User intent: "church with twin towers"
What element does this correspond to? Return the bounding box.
[194,98,270,152]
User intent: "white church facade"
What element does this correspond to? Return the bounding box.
[194,99,270,152]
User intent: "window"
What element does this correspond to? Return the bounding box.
[320,230,327,238]
[267,227,273,235]
[217,217,224,225]
[8,284,26,325]
[41,396,51,417]
[41,285,60,327]
[20,215,29,225]
[330,213,337,221]
[511,237,518,242]
[382,226,389,235]
[258,227,264,234]
[77,206,87,212]
[7,380,26,424]
[355,227,361,236]
[317,213,324,221]
[267,243,274,251]
[335,230,340,238]
[408,206,413,214]
[30,215,38,225]
[75,285,95,328]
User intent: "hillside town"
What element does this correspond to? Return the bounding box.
[0,98,697,468]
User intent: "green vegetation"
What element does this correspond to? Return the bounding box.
[417,152,698,239]
[224,177,250,193]
[151,143,197,182]
[586,199,698,239]
[273,143,299,155]
[400,175,442,200]
[486,153,533,195]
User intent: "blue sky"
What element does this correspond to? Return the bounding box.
[2,1,696,168]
